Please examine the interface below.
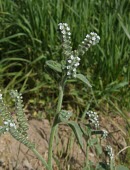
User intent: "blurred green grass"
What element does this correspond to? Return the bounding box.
[0,0,130,112]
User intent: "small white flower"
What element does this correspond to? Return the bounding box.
[89,40,93,44]
[62,30,66,34]
[97,35,100,40]
[74,63,79,67]
[73,68,76,72]
[0,93,2,100]
[68,32,71,36]
[63,35,66,39]
[67,72,71,75]
[106,145,114,160]
[4,121,8,125]
[59,25,64,30]
[86,34,90,38]
[64,23,68,27]
[66,27,70,31]
[6,128,9,131]
[10,123,15,127]
[102,129,108,138]
[70,55,74,60]
[76,57,80,61]
[66,66,70,69]
[68,60,72,63]
[92,37,96,41]
[73,74,76,78]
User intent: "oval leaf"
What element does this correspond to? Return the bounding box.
[76,74,92,87]
[95,144,102,155]
[88,138,98,147]
[46,60,62,73]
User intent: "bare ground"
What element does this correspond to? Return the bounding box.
[0,115,128,170]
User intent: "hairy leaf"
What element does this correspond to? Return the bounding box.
[76,74,92,87]
[68,121,83,148]
[46,60,62,73]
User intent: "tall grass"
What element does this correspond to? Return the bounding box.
[0,0,129,110]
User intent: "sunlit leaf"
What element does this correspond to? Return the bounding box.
[68,121,83,148]
[76,74,92,87]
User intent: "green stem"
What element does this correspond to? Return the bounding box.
[32,148,49,170]
[110,158,114,170]
[56,85,64,113]
[48,80,65,169]
[48,124,57,170]
[86,144,90,170]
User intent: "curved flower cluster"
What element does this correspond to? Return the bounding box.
[106,145,114,160]
[58,23,100,78]
[66,51,80,78]
[101,129,108,138]
[86,110,99,128]
[77,32,100,56]
[0,90,13,126]
[3,120,16,131]
[0,90,34,149]
[10,90,28,137]
[58,23,72,57]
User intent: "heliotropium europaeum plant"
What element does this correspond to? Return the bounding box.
[1,23,127,170]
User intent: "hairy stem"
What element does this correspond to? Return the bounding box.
[32,148,49,170]
[48,79,65,169]
[47,124,57,170]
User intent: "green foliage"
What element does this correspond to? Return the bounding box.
[116,165,129,170]
[0,0,129,111]
[96,163,110,170]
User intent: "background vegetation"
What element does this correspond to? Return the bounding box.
[0,0,130,117]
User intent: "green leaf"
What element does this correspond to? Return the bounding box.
[116,165,129,170]
[31,54,46,64]
[79,124,91,137]
[68,121,83,149]
[46,60,62,73]
[95,144,102,155]
[88,138,98,147]
[76,74,92,87]
[96,162,110,170]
